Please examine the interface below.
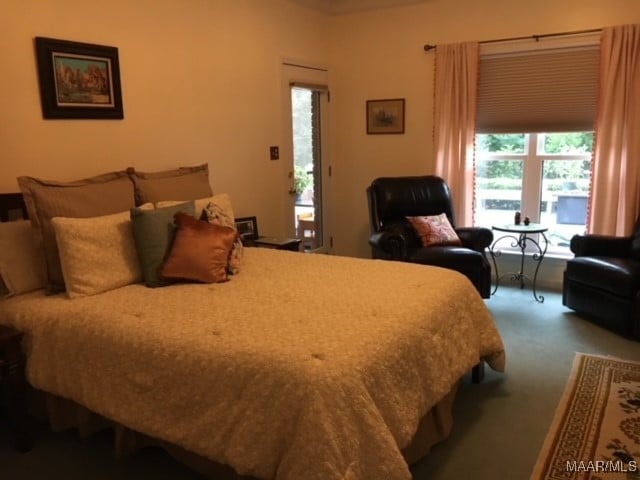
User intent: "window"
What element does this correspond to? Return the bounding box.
[473,38,599,255]
[474,132,593,255]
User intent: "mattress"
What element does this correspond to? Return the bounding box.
[0,247,505,480]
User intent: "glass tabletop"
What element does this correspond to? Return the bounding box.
[492,223,548,234]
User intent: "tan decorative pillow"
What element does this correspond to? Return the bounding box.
[160,212,236,284]
[17,171,136,293]
[52,211,142,298]
[128,164,212,205]
[0,220,46,297]
[156,193,234,220]
[407,213,462,247]
[202,199,243,274]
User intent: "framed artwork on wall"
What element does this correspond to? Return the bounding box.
[34,37,124,119]
[366,98,405,134]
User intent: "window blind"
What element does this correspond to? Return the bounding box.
[476,46,599,133]
[290,82,328,92]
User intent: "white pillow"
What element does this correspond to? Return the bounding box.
[0,220,46,297]
[52,211,142,298]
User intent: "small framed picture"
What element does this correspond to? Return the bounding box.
[34,36,124,119]
[235,216,258,241]
[366,98,405,134]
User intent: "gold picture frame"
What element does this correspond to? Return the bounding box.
[366,98,405,134]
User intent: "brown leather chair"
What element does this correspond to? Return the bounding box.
[563,222,640,340]
[367,175,493,298]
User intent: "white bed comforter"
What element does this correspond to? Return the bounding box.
[0,248,505,480]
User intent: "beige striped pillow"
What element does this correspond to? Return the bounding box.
[127,163,212,205]
[17,171,136,293]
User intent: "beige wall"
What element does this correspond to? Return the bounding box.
[3,0,640,270]
[328,0,640,258]
[1,0,327,234]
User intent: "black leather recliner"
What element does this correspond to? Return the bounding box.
[367,175,493,298]
[563,224,640,340]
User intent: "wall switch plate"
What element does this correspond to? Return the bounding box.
[269,146,279,160]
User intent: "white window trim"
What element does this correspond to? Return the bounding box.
[475,133,592,257]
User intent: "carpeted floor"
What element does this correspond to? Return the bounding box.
[412,287,640,480]
[2,285,640,480]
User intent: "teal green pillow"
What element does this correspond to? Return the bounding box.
[130,201,195,287]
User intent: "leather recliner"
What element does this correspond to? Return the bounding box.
[563,224,640,340]
[367,175,494,298]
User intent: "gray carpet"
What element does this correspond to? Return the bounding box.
[2,286,639,480]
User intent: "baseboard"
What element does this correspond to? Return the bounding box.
[492,252,566,292]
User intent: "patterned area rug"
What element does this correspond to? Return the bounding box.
[531,353,640,479]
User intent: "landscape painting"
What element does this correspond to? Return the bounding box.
[366,98,405,134]
[35,37,124,119]
[53,54,114,106]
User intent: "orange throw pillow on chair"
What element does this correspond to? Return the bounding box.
[407,213,462,247]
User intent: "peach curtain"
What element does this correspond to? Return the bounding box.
[434,42,479,226]
[588,24,640,235]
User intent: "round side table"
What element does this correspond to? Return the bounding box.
[489,223,549,302]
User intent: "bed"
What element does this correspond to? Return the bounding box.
[0,173,505,480]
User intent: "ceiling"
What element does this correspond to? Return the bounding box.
[289,0,432,15]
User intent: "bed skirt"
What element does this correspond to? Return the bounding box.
[31,382,459,479]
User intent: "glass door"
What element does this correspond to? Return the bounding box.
[291,86,324,251]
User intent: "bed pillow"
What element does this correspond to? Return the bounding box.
[0,220,46,297]
[201,198,243,274]
[128,164,212,205]
[52,211,143,298]
[407,213,462,247]
[131,201,195,287]
[157,193,242,273]
[17,171,136,293]
[156,193,235,220]
[161,212,237,284]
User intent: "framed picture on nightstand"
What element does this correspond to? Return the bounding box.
[235,216,258,241]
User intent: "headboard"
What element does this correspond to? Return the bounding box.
[0,193,28,222]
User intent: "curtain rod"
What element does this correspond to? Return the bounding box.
[423,28,602,52]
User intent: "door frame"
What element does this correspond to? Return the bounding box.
[281,60,332,252]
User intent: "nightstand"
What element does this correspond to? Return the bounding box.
[0,325,31,452]
[249,237,302,252]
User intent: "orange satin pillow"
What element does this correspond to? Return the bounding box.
[161,213,237,284]
[406,213,462,247]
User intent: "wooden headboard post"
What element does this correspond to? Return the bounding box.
[0,193,28,222]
